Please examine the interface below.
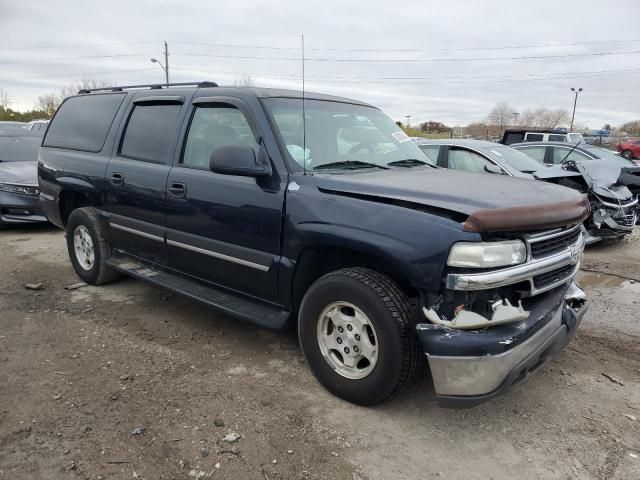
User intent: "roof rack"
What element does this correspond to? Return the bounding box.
[77,81,218,94]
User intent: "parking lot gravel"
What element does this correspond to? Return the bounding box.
[1,226,639,480]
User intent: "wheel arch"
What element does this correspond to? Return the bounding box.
[290,243,417,313]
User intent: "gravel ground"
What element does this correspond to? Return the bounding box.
[0,225,639,480]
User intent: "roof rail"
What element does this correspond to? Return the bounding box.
[77,81,218,94]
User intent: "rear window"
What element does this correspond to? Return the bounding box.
[549,134,566,142]
[0,135,41,162]
[119,104,181,164]
[43,94,125,152]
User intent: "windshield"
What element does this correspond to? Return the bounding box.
[263,98,434,171]
[479,144,542,173]
[0,135,41,162]
[583,146,635,166]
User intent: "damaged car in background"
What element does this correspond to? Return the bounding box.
[415,139,639,245]
[533,159,640,244]
[512,142,640,243]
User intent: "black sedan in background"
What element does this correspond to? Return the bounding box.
[0,132,47,228]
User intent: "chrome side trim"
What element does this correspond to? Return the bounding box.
[110,223,164,243]
[166,239,270,272]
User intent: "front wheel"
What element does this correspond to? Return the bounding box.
[298,268,422,405]
[66,207,121,285]
[622,150,633,160]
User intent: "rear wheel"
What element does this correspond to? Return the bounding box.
[622,150,633,160]
[298,267,422,405]
[66,207,121,285]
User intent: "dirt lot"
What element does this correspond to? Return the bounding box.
[1,226,639,480]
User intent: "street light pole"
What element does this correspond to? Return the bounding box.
[405,115,411,127]
[513,112,520,126]
[570,87,582,132]
[150,41,170,86]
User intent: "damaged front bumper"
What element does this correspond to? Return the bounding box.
[416,281,588,408]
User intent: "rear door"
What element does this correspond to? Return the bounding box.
[164,96,285,301]
[106,94,188,265]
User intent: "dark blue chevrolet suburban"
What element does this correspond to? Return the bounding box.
[38,82,589,407]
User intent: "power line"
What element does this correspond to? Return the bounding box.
[176,49,640,63]
[0,67,157,80]
[171,66,640,84]
[0,41,158,52]
[0,53,157,65]
[171,38,640,52]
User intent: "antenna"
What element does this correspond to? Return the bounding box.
[301,34,307,176]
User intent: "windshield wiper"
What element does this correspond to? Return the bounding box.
[313,160,389,171]
[387,158,434,168]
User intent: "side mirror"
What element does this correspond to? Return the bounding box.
[484,164,503,175]
[209,145,272,178]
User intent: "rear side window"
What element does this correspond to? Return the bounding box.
[525,133,543,142]
[549,134,566,142]
[119,104,182,163]
[43,94,125,152]
[552,148,591,164]
[517,146,547,163]
[418,145,441,163]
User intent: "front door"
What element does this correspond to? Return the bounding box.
[165,98,285,301]
[106,95,186,264]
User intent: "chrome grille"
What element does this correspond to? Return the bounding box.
[526,224,582,260]
[533,264,575,290]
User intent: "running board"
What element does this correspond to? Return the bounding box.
[107,253,290,329]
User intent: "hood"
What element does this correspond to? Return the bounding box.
[535,160,634,201]
[0,161,38,185]
[315,168,589,232]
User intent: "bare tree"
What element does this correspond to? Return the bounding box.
[59,79,112,102]
[519,108,570,129]
[0,89,9,109]
[487,102,515,131]
[234,74,255,87]
[35,93,59,117]
[35,79,114,118]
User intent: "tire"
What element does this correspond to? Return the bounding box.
[622,150,633,160]
[66,207,121,285]
[298,267,422,405]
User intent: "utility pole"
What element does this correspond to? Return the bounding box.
[513,112,520,126]
[164,40,170,85]
[570,87,582,132]
[405,115,411,127]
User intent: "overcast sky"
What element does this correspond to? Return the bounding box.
[1,0,639,128]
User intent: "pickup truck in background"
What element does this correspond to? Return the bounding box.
[38,82,589,407]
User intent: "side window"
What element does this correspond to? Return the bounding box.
[447,148,492,173]
[418,145,441,163]
[549,134,566,142]
[525,133,543,142]
[518,146,547,163]
[119,104,182,163]
[634,140,640,145]
[43,94,125,152]
[552,148,591,164]
[182,105,259,170]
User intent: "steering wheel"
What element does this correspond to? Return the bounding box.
[348,143,375,155]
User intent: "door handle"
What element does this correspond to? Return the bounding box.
[168,182,186,198]
[110,172,124,186]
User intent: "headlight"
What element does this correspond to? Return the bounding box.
[0,183,40,196]
[447,240,527,268]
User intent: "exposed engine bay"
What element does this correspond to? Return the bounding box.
[534,160,640,242]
